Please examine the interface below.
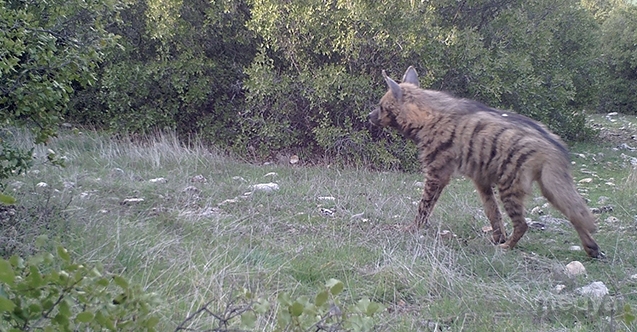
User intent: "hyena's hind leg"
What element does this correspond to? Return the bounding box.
[497,179,531,250]
[538,166,602,258]
[474,182,507,244]
[411,167,453,231]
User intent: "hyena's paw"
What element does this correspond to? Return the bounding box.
[497,243,511,250]
[491,232,507,245]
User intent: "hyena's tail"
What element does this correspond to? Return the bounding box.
[538,159,601,257]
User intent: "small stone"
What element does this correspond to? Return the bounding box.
[320,208,334,216]
[317,196,336,201]
[218,198,239,206]
[569,245,582,251]
[554,284,566,293]
[99,209,108,214]
[607,112,618,116]
[263,172,278,177]
[182,186,200,193]
[191,174,207,183]
[530,206,544,215]
[121,198,144,205]
[149,177,168,183]
[481,225,493,233]
[577,281,609,298]
[565,261,586,277]
[605,216,619,223]
[36,182,48,188]
[630,274,637,280]
[289,155,299,164]
[413,181,424,188]
[251,182,280,193]
[579,178,593,183]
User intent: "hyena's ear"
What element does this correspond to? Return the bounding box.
[402,66,419,87]
[382,70,402,102]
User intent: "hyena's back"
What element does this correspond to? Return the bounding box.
[369,66,601,258]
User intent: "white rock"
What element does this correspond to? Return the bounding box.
[36,182,48,188]
[569,246,582,251]
[413,181,424,188]
[317,196,336,201]
[577,281,609,298]
[565,261,586,277]
[263,172,278,177]
[530,206,544,215]
[605,216,619,223]
[121,198,144,204]
[191,174,207,183]
[149,177,168,183]
[578,178,593,183]
[554,284,566,293]
[289,155,299,164]
[631,274,637,280]
[182,186,200,193]
[252,182,280,193]
[320,208,334,216]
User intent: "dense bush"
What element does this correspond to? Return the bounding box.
[0,0,121,189]
[597,4,637,114]
[67,0,256,143]
[7,0,633,173]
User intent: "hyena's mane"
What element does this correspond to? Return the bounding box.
[385,82,569,160]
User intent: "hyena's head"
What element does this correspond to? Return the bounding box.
[368,66,420,128]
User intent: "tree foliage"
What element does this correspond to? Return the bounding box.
[598,3,637,114]
[4,0,637,174]
[0,0,122,188]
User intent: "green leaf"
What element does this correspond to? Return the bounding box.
[0,259,15,285]
[113,275,129,289]
[57,246,71,262]
[0,193,16,205]
[241,311,257,329]
[326,278,344,295]
[35,235,49,248]
[315,290,329,307]
[254,299,270,314]
[0,296,16,312]
[76,311,94,323]
[289,302,304,317]
[366,302,382,316]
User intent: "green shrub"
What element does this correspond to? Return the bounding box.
[0,240,160,331]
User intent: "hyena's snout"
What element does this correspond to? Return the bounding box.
[368,108,380,126]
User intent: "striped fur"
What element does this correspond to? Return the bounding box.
[369,66,602,258]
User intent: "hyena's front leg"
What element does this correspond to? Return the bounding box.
[474,183,507,244]
[411,168,452,231]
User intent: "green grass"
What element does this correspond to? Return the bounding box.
[3,126,637,331]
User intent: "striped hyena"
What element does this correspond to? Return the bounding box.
[368,66,602,258]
